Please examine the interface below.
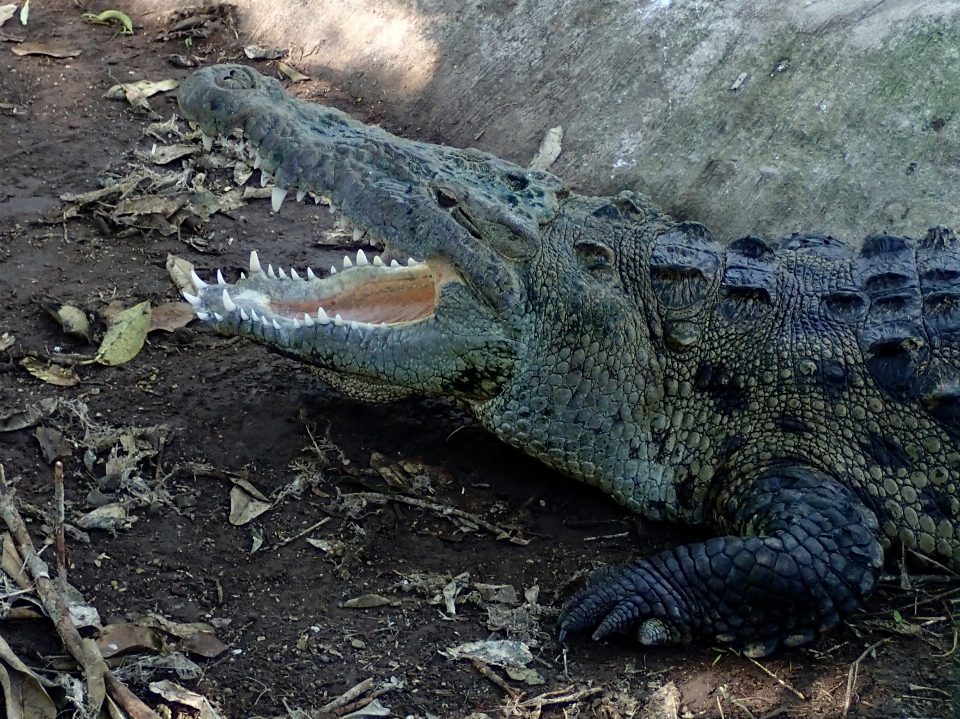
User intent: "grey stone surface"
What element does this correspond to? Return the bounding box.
[188,0,960,244]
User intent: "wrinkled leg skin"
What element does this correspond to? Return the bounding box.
[557,467,884,657]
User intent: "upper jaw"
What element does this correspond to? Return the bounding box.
[177,64,567,317]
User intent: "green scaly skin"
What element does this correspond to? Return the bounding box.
[177,64,960,657]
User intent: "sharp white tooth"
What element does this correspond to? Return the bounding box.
[343,256,353,268]
[407,258,419,266]
[350,321,360,330]
[330,266,338,274]
[296,190,306,203]
[329,203,337,214]
[314,195,320,205]
[293,317,301,328]
[356,249,369,266]
[306,267,317,280]
[353,227,364,242]
[390,259,400,268]
[317,307,331,324]
[251,309,260,321]
[380,322,388,329]
[278,267,288,279]
[268,265,276,279]
[272,319,282,330]
[197,311,210,321]
[261,172,272,187]
[250,250,262,273]
[240,272,247,280]
[303,313,314,327]
[363,322,376,330]
[202,133,213,151]
[272,187,287,212]
[213,312,224,322]
[190,270,208,289]
[373,255,383,267]
[222,289,237,312]
[253,153,262,169]
[334,314,345,327]
[237,140,245,152]
[240,308,249,321]
[217,269,226,286]
[291,268,302,281]
[261,316,270,327]
[182,292,201,307]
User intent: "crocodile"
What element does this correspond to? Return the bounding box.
[177,64,960,657]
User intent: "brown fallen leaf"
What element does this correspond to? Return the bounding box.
[343,594,393,609]
[149,302,195,332]
[97,623,167,658]
[278,61,310,82]
[21,357,80,387]
[11,42,81,57]
[41,298,92,343]
[34,427,72,463]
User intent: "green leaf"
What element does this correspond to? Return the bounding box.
[95,301,151,366]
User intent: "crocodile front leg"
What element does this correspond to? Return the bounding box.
[557,466,884,657]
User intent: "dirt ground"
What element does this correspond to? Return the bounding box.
[0,2,958,717]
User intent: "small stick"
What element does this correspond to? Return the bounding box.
[321,677,373,713]
[841,638,890,718]
[748,658,805,701]
[335,682,402,716]
[0,464,107,714]
[471,659,520,700]
[519,686,604,708]
[53,461,67,591]
[104,673,164,719]
[272,515,330,549]
[345,491,516,541]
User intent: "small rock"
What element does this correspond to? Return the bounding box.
[86,489,111,508]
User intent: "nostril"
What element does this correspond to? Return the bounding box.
[435,188,458,208]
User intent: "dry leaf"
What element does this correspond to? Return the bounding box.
[0,398,58,433]
[278,62,310,82]
[41,299,92,342]
[0,332,15,352]
[34,427,72,463]
[0,4,16,27]
[149,302,195,332]
[149,680,224,719]
[228,486,272,526]
[343,594,393,609]
[166,254,196,294]
[75,503,133,532]
[143,143,198,164]
[95,301,151,366]
[528,125,563,172]
[1,532,29,589]
[243,45,286,60]
[102,78,179,100]
[81,9,134,34]
[12,42,81,58]
[97,623,166,658]
[21,357,80,387]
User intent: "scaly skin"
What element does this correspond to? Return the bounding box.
[178,64,960,657]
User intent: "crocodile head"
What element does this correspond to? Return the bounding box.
[178,65,672,511]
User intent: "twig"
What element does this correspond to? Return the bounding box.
[53,461,67,592]
[321,677,373,713]
[471,659,520,700]
[518,686,604,708]
[0,464,164,718]
[272,515,330,549]
[748,658,805,700]
[104,673,165,719]
[334,682,401,717]
[841,638,890,718]
[345,491,518,542]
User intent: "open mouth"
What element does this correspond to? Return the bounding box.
[184,249,461,333]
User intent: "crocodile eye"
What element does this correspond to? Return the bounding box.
[575,239,616,273]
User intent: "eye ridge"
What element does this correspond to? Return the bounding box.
[575,239,616,271]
